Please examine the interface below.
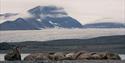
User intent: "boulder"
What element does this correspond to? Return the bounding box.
[4,47,21,61]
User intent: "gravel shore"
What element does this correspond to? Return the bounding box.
[0,60,125,63]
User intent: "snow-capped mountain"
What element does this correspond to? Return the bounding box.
[28,6,82,28]
[83,22,125,28]
[0,6,82,30]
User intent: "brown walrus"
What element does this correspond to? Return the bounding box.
[49,52,67,60]
[75,52,121,60]
[4,47,21,61]
[24,53,50,61]
[24,51,121,61]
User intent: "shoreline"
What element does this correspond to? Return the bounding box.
[0,54,125,61]
[0,60,125,63]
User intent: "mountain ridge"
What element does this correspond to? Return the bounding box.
[0,6,125,30]
[83,22,125,28]
[0,6,82,30]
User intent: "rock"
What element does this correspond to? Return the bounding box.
[4,47,21,61]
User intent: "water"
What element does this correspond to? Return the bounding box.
[119,54,125,60]
[0,28,125,42]
[0,54,125,61]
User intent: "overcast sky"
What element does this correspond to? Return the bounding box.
[0,0,125,24]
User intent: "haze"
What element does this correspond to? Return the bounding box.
[0,28,125,42]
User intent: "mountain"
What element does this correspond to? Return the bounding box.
[0,18,40,30]
[0,6,82,30]
[82,22,125,28]
[28,6,82,28]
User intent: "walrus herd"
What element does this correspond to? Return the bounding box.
[24,51,121,61]
[4,47,121,61]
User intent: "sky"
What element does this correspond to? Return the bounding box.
[0,0,125,24]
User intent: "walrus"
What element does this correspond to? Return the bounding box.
[4,47,21,61]
[24,53,50,61]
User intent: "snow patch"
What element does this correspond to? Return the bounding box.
[49,21,59,26]
[37,19,41,22]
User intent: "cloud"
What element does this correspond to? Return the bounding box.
[0,0,124,24]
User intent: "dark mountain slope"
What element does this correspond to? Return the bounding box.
[28,6,82,28]
[83,22,125,28]
[0,18,40,30]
